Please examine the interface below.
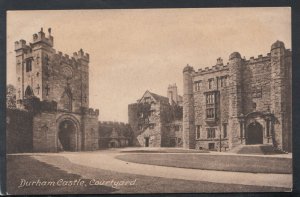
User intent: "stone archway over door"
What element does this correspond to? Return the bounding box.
[58,120,77,151]
[246,122,263,145]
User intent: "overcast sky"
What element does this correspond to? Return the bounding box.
[7,8,291,122]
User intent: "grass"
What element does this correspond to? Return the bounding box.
[6,155,290,194]
[116,154,292,174]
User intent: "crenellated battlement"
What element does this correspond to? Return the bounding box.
[55,51,79,65]
[194,63,229,75]
[73,49,89,62]
[32,27,53,47]
[243,53,271,64]
[81,107,99,117]
[14,39,29,51]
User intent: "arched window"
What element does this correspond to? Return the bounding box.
[60,87,72,111]
[25,86,34,98]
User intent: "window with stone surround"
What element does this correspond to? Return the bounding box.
[25,59,32,72]
[194,80,201,91]
[208,78,214,89]
[196,125,202,139]
[207,128,216,139]
[220,76,227,87]
[205,91,218,119]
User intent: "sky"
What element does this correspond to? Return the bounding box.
[7,8,291,122]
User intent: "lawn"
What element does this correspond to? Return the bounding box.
[6,155,290,194]
[116,154,292,174]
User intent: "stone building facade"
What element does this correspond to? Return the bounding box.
[12,28,99,152]
[98,121,133,148]
[183,41,292,152]
[128,85,183,147]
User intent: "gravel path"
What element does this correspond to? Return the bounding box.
[32,151,292,189]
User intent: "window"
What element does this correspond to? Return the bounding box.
[220,76,227,87]
[208,78,214,89]
[196,125,202,139]
[194,81,201,91]
[207,128,216,139]
[25,59,32,72]
[223,123,227,138]
[205,92,217,119]
[138,124,143,130]
[175,125,180,131]
[144,97,151,103]
[208,143,215,150]
[206,108,215,118]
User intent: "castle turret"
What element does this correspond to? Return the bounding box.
[182,64,195,149]
[270,40,290,151]
[228,52,244,149]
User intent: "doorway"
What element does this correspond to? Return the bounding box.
[246,122,263,145]
[145,137,149,147]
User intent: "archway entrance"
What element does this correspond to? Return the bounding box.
[58,120,77,151]
[246,122,263,145]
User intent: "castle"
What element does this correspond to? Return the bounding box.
[7,28,292,153]
[9,28,100,152]
[182,41,292,152]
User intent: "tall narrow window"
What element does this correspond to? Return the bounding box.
[223,123,227,138]
[196,125,201,139]
[220,76,227,87]
[205,91,218,119]
[25,59,32,72]
[194,81,201,91]
[208,78,214,89]
[207,128,216,139]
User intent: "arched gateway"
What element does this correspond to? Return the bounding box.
[58,120,77,151]
[56,115,80,152]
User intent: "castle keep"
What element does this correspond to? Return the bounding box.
[12,28,99,152]
[183,41,292,152]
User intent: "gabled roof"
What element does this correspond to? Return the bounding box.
[139,90,169,104]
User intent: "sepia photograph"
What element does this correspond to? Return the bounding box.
[5,7,292,194]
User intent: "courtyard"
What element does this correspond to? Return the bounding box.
[6,148,292,194]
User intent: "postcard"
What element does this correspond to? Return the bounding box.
[5,8,292,194]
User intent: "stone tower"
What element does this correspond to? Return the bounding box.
[14,28,99,152]
[15,28,90,112]
[228,52,244,149]
[182,64,195,149]
[270,41,291,151]
[15,28,54,104]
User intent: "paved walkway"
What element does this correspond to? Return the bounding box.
[31,151,292,189]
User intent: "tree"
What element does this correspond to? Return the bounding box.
[7,84,16,108]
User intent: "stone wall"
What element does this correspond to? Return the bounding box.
[33,111,57,152]
[6,109,33,153]
[82,115,99,151]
